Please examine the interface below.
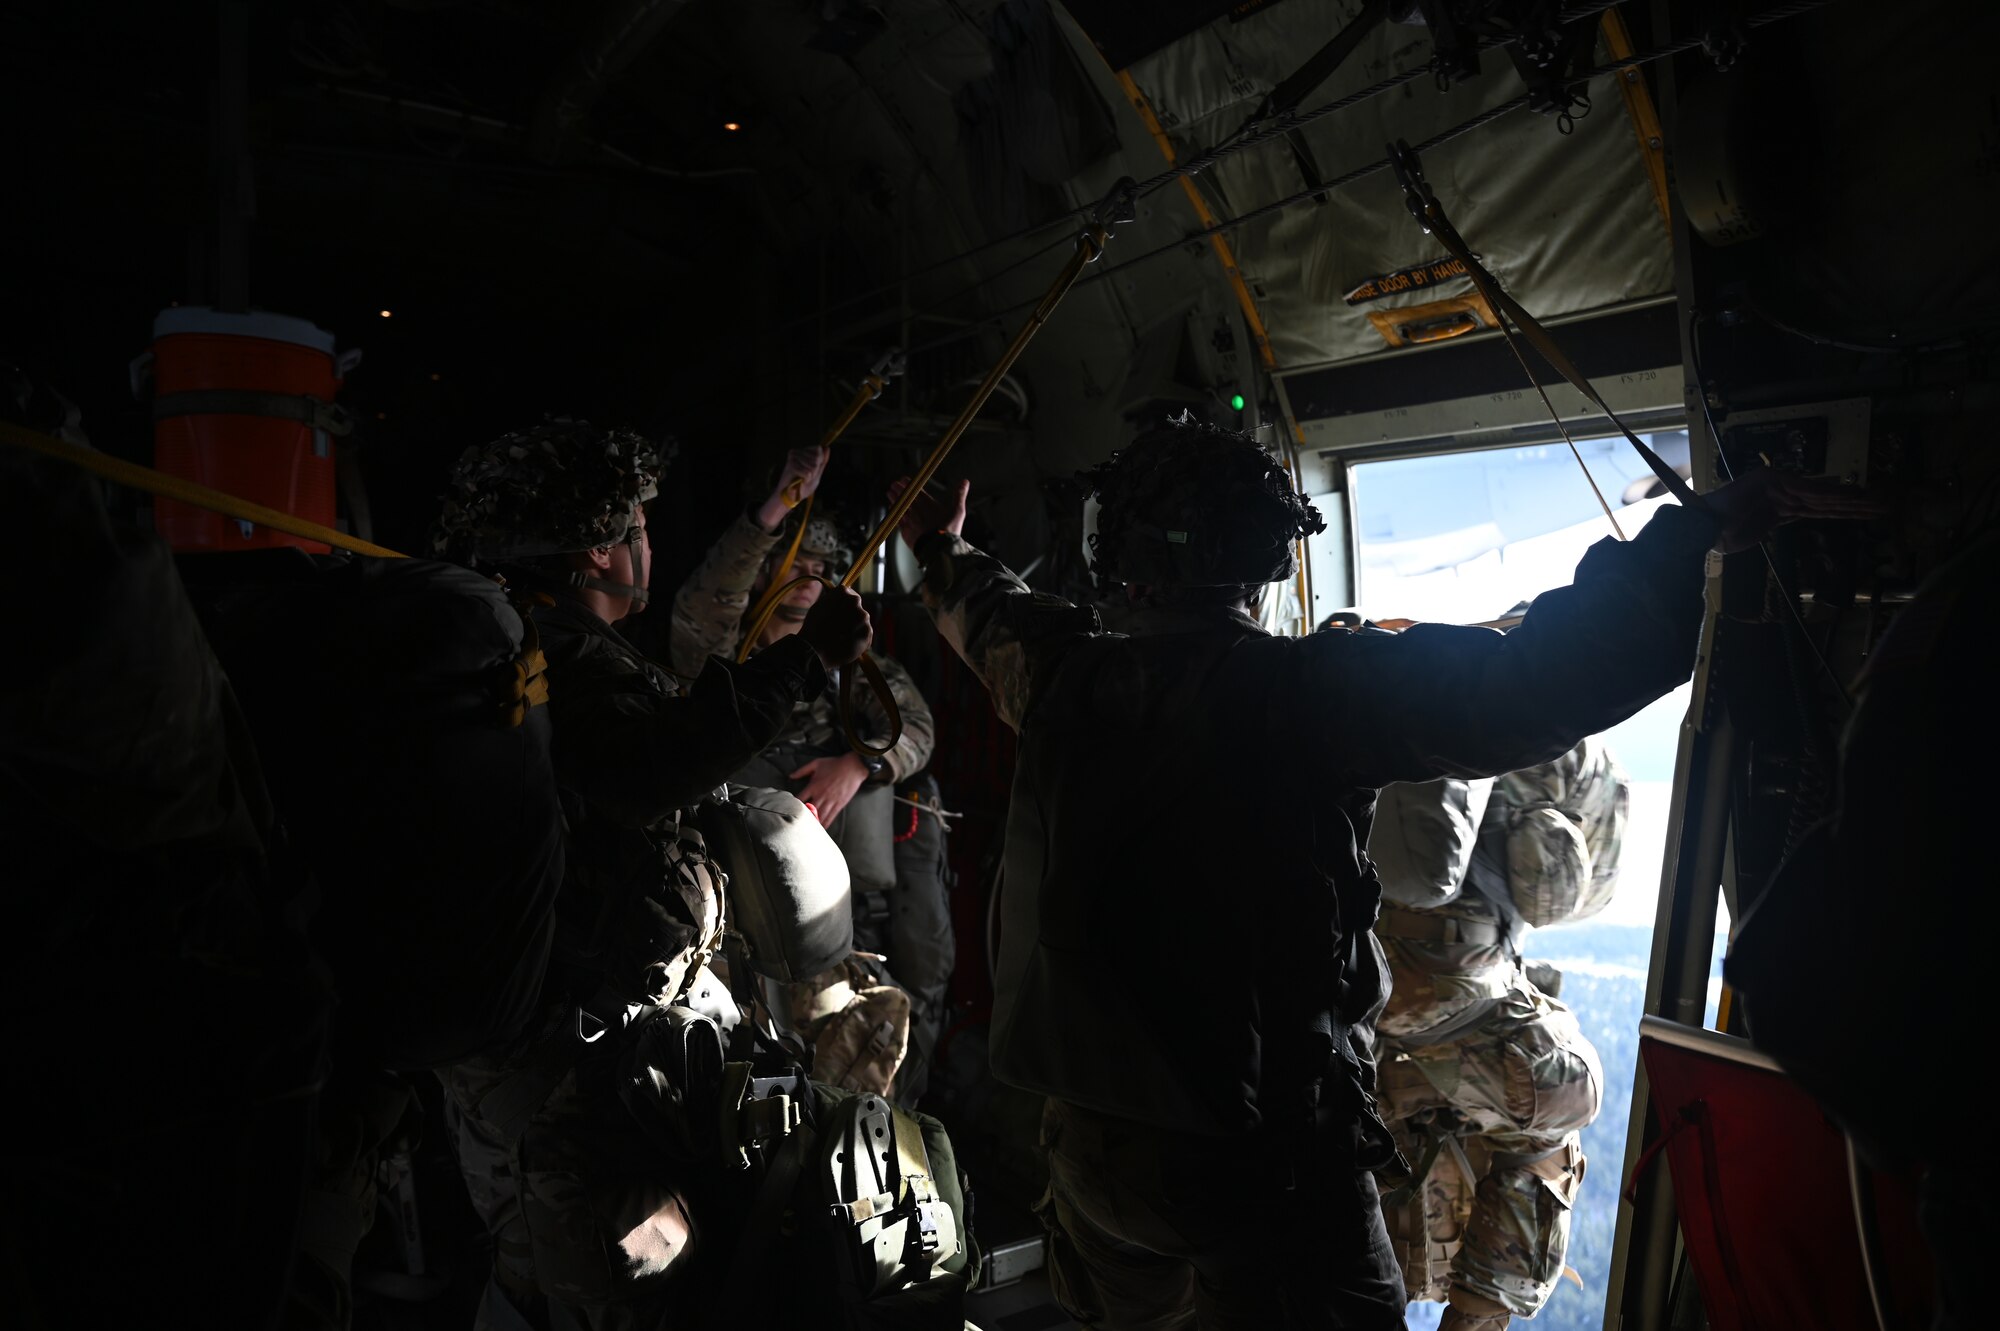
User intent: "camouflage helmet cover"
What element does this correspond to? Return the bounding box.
[1084,412,1325,588]
[434,418,672,561]
[799,510,855,571]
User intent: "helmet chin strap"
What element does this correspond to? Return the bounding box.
[571,507,651,604]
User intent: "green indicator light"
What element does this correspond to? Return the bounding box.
[1230,393,1245,411]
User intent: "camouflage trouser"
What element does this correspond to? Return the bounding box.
[441,1011,572,1326]
[1037,1098,1406,1330]
[285,1068,418,1331]
[852,775,956,1105]
[441,1007,697,1331]
[1374,978,1601,1317]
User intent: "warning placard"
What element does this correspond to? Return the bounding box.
[1343,256,1472,306]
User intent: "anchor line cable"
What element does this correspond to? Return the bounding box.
[896,0,1832,358]
[1124,0,1632,199]
[774,0,1640,339]
[902,98,1528,357]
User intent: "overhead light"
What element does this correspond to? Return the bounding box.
[379,309,393,318]
[723,121,741,132]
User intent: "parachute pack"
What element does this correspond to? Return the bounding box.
[1374,735,1628,934]
[181,548,565,1068]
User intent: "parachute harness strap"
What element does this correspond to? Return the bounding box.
[0,420,561,729]
[740,349,906,663]
[1386,140,1705,530]
[578,503,653,604]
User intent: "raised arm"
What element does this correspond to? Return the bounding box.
[1315,469,1878,788]
[890,476,1098,730]
[668,445,828,680]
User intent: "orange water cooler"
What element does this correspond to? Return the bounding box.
[134,307,360,552]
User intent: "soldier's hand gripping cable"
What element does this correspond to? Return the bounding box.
[669,444,946,1105]
[886,416,1877,1329]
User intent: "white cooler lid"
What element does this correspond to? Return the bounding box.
[152,305,336,355]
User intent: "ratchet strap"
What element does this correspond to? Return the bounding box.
[1387,140,1704,518]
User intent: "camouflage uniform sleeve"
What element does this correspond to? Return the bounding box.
[546,627,827,826]
[668,509,781,681]
[913,533,1099,731]
[856,653,935,783]
[1306,503,1719,788]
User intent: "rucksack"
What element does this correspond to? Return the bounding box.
[714,1072,978,1329]
[1475,734,1628,929]
[786,952,913,1097]
[181,549,565,1067]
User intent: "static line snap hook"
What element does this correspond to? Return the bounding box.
[870,347,908,382]
[1089,176,1139,237]
[1387,139,1436,233]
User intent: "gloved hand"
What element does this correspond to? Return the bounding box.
[1702,466,1883,554]
[798,584,872,670]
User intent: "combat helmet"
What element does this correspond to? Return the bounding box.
[797,509,856,573]
[1084,412,1325,589]
[435,418,672,603]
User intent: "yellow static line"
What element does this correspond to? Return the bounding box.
[1602,8,1673,235]
[0,420,406,559]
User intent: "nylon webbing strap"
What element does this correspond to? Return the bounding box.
[0,419,405,558]
[1379,1130,1445,1211]
[1386,140,1704,513]
[837,652,903,759]
[892,1107,938,1208]
[1373,910,1506,946]
[719,1119,818,1296]
[892,1107,952,1271]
